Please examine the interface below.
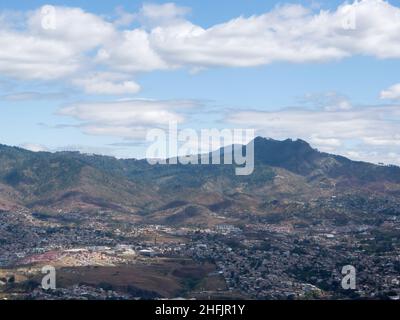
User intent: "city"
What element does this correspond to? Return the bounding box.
[1,199,400,300]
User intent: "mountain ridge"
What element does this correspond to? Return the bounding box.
[1,137,400,227]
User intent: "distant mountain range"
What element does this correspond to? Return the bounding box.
[1,137,400,227]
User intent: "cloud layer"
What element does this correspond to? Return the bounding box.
[58,99,199,139]
[1,1,400,86]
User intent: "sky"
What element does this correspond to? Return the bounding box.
[1,0,400,164]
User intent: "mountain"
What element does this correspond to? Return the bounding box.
[1,138,400,227]
[253,137,400,181]
[0,144,158,214]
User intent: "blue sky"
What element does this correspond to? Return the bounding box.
[1,0,400,164]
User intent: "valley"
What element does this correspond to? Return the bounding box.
[1,137,400,300]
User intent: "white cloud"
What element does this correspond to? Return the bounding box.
[362,136,400,146]
[95,29,170,72]
[300,92,353,111]
[139,3,191,27]
[72,73,141,95]
[380,83,400,100]
[0,30,79,79]
[341,148,400,166]
[19,143,48,152]
[76,79,140,95]
[148,0,400,68]
[81,125,150,140]
[94,3,189,72]
[309,134,342,147]
[1,1,400,81]
[86,0,400,72]
[1,91,65,101]
[27,6,115,52]
[59,99,189,126]
[114,6,136,27]
[19,143,123,157]
[58,99,199,140]
[0,6,115,80]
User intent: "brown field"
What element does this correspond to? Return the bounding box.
[46,258,223,298]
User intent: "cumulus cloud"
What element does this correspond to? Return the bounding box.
[1,1,400,81]
[113,6,136,27]
[0,6,115,80]
[95,29,170,72]
[27,6,115,51]
[0,30,79,79]
[0,0,400,82]
[380,83,400,100]
[148,0,400,68]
